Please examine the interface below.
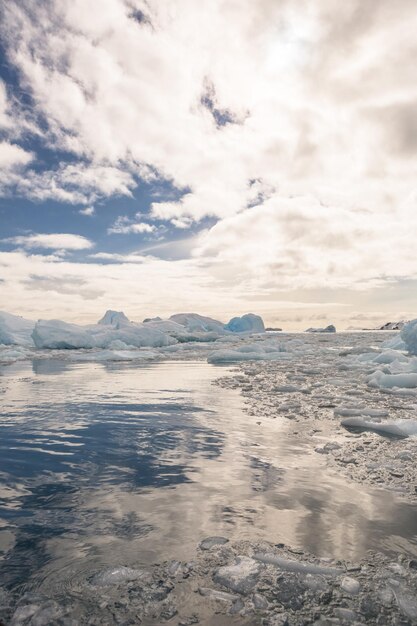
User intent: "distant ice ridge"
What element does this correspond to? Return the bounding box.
[32,318,177,349]
[305,324,336,333]
[0,310,267,353]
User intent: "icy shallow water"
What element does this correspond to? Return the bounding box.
[0,358,417,606]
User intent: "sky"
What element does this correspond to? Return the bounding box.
[0,0,416,330]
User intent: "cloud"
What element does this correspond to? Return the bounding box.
[0,246,414,330]
[4,233,94,250]
[79,206,95,216]
[89,252,148,263]
[194,195,417,290]
[1,0,416,222]
[1,0,417,326]
[0,141,33,169]
[108,216,157,235]
[23,274,103,299]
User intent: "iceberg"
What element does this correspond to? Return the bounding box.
[0,309,269,353]
[401,319,417,355]
[367,370,417,389]
[169,313,226,333]
[341,416,417,438]
[32,318,177,349]
[224,313,265,333]
[0,311,36,346]
[145,318,221,342]
[97,310,131,327]
[32,319,96,349]
[305,324,336,333]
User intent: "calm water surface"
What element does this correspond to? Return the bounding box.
[0,359,416,596]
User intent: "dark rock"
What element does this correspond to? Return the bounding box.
[272,575,305,610]
[359,596,381,619]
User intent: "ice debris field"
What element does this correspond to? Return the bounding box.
[2,308,417,501]
[2,310,417,624]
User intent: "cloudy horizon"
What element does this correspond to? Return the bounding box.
[1,0,416,330]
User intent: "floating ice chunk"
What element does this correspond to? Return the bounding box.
[0,311,36,346]
[10,601,64,626]
[32,319,96,349]
[254,553,343,576]
[274,384,306,393]
[382,334,407,350]
[32,319,177,350]
[334,407,389,418]
[213,556,261,594]
[146,319,221,342]
[207,349,292,363]
[341,417,417,438]
[368,370,417,389]
[401,319,417,355]
[69,349,159,362]
[305,324,336,333]
[225,313,265,333]
[170,313,226,333]
[373,350,408,364]
[90,566,149,586]
[0,345,33,363]
[10,604,40,624]
[200,536,229,550]
[199,587,238,602]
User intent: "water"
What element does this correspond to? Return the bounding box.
[0,359,416,598]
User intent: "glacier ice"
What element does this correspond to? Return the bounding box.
[97,310,130,327]
[224,313,265,333]
[32,319,97,349]
[31,318,177,349]
[401,318,417,355]
[341,416,417,438]
[367,371,417,389]
[169,312,226,333]
[0,311,35,346]
[0,309,267,354]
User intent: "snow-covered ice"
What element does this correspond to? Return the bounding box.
[0,311,35,346]
[0,309,269,357]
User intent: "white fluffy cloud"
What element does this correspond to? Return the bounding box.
[1,0,417,324]
[4,233,94,250]
[3,0,416,216]
[194,195,417,290]
[0,142,33,169]
[79,206,95,216]
[108,217,157,235]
